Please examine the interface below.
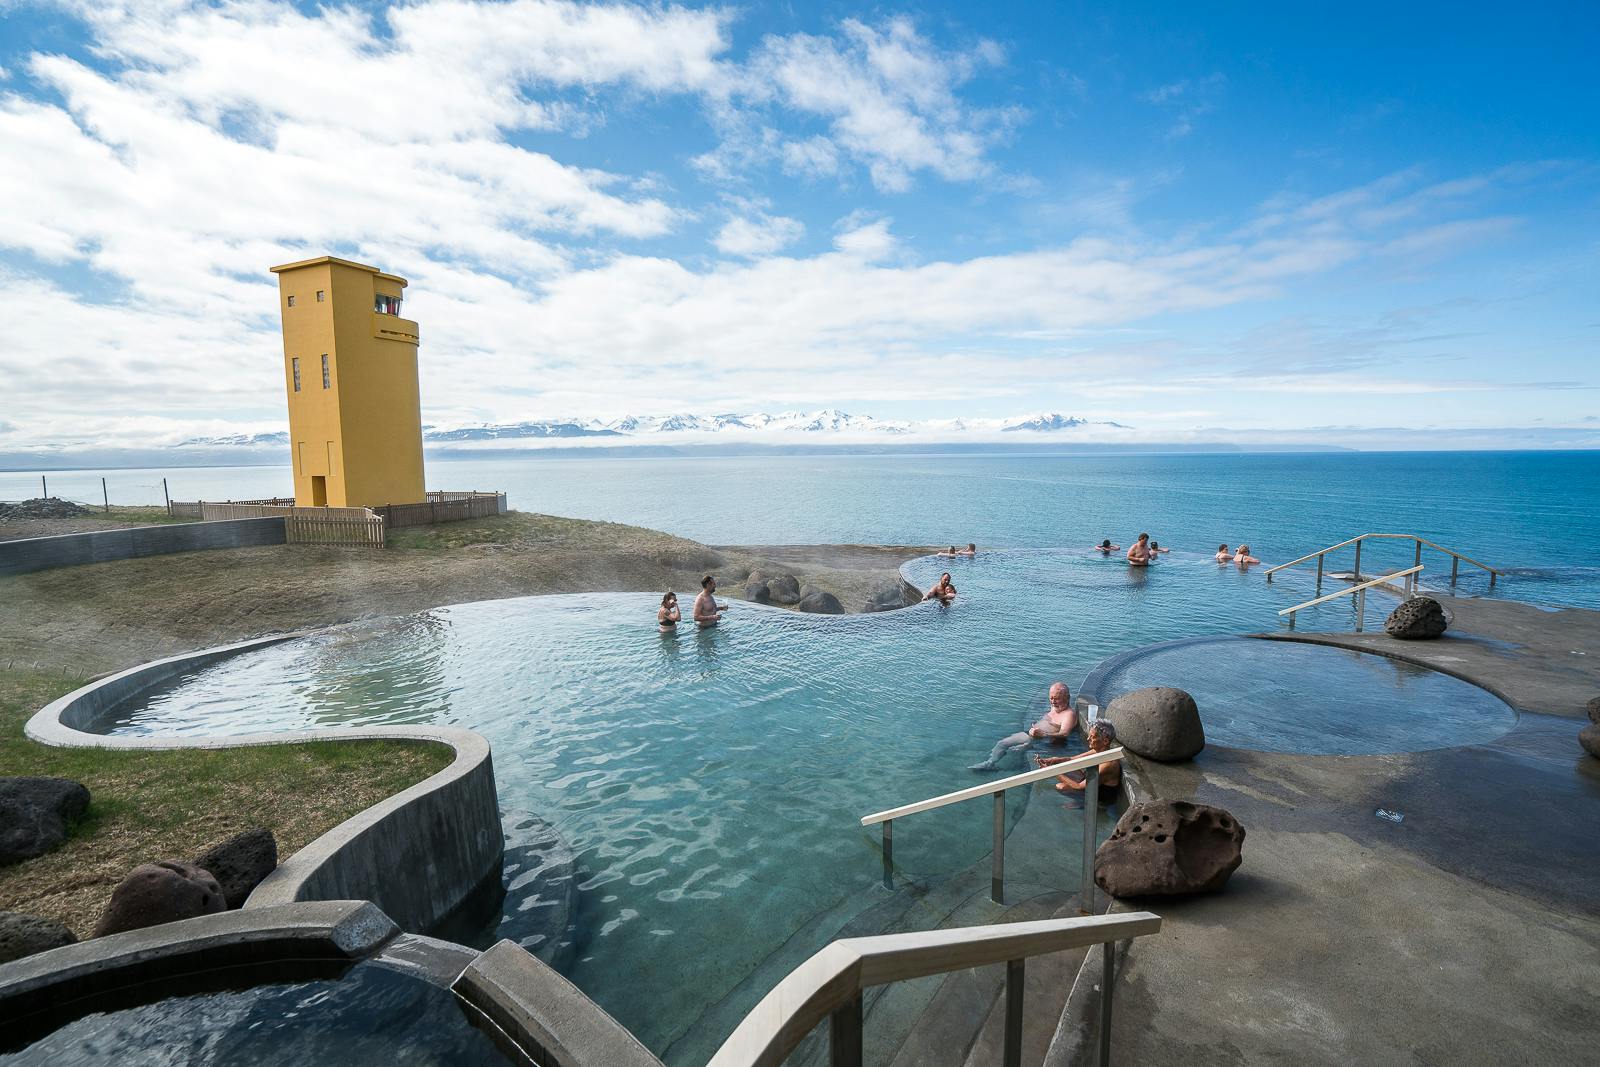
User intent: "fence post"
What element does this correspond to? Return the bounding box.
[830,993,863,1067]
[41,475,46,499]
[1004,958,1025,1067]
[163,478,170,515]
[102,477,109,514]
[1352,540,1362,583]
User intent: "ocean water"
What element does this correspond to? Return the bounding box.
[5,450,1597,608]
[103,550,1430,1062]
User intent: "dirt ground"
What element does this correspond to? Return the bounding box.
[0,504,188,543]
[1,511,930,676]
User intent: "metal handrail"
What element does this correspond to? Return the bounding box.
[1264,532,1500,589]
[704,911,1163,1067]
[1279,565,1421,631]
[861,745,1126,913]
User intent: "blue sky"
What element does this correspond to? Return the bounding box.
[0,0,1596,452]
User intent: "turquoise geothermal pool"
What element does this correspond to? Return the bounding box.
[97,550,1459,1062]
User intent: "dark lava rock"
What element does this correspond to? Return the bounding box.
[0,911,77,964]
[862,578,923,613]
[193,827,278,910]
[1105,687,1204,762]
[797,590,844,614]
[0,777,91,865]
[1587,696,1600,726]
[744,581,771,604]
[765,575,802,605]
[1384,596,1448,639]
[0,498,90,521]
[93,861,226,937]
[1580,725,1600,760]
[1095,800,1245,898]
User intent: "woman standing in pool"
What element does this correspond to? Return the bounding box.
[658,591,681,632]
[1215,543,1232,563]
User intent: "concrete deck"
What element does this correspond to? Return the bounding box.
[1090,593,1600,1064]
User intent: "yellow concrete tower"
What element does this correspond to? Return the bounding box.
[270,256,426,508]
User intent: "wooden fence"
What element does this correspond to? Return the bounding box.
[376,492,506,528]
[284,510,386,547]
[167,490,504,545]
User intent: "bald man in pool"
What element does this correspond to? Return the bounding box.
[969,682,1078,771]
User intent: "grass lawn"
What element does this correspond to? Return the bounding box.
[0,667,452,939]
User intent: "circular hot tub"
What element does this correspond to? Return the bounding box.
[1083,637,1518,756]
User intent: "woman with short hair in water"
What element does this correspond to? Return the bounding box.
[1234,544,1261,566]
[1215,543,1231,563]
[925,572,957,602]
[1037,720,1122,799]
[657,591,681,631]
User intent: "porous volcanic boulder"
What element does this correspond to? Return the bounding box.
[0,776,91,865]
[1095,800,1245,898]
[744,581,771,605]
[93,861,226,937]
[193,827,278,909]
[1580,725,1600,760]
[765,575,802,605]
[797,590,844,614]
[1384,596,1448,639]
[1587,696,1600,726]
[0,911,77,964]
[1105,687,1204,762]
[863,578,923,613]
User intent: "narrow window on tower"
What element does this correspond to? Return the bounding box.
[287,295,296,307]
[291,357,301,392]
[321,354,331,389]
[316,290,325,302]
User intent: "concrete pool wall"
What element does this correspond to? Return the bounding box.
[25,635,504,936]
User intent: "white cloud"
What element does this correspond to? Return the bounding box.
[713,213,804,257]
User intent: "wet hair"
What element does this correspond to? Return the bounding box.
[1049,682,1071,702]
[1237,545,1250,554]
[941,572,953,583]
[1150,541,1160,550]
[1100,538,1112,548]
[967,543,976,551]
[1087,719,1117,743]
[701,575,715,588]
[1137,532,1149,541]
[661,591,676,607]
[949,546,958,553]
[1218,543,1228,552]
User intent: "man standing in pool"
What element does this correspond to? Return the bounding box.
[1127,533,1152,566]
[693,575,729,628]
[970,682,1077,771]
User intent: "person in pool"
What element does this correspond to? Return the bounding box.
[1234,545,1261,566]
[970,682,1077,770]
[693,575,729,627]
[1037,719,1122,799]
[958,543,977,557]
[1215,543,1232,563]
[657,591,681,631]
[1126,533,1152,566]
[937,545,960,557]
[1094,539,1121,554]
[925,572,957,602]
[1148,539,1170,556]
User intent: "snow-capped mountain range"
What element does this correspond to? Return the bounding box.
[182,410,1130,448]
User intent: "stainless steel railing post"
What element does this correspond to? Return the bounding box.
[1081,765,1099,914]
[882,819,893,890]
[992,792,1006,904]
[830,992,863,1067]
[1353,539,1362,583]
[1098,942,1115,1067]
[1004,959,1025,1067]
[1412,540,1422,595]
[1315,553,1324,595]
